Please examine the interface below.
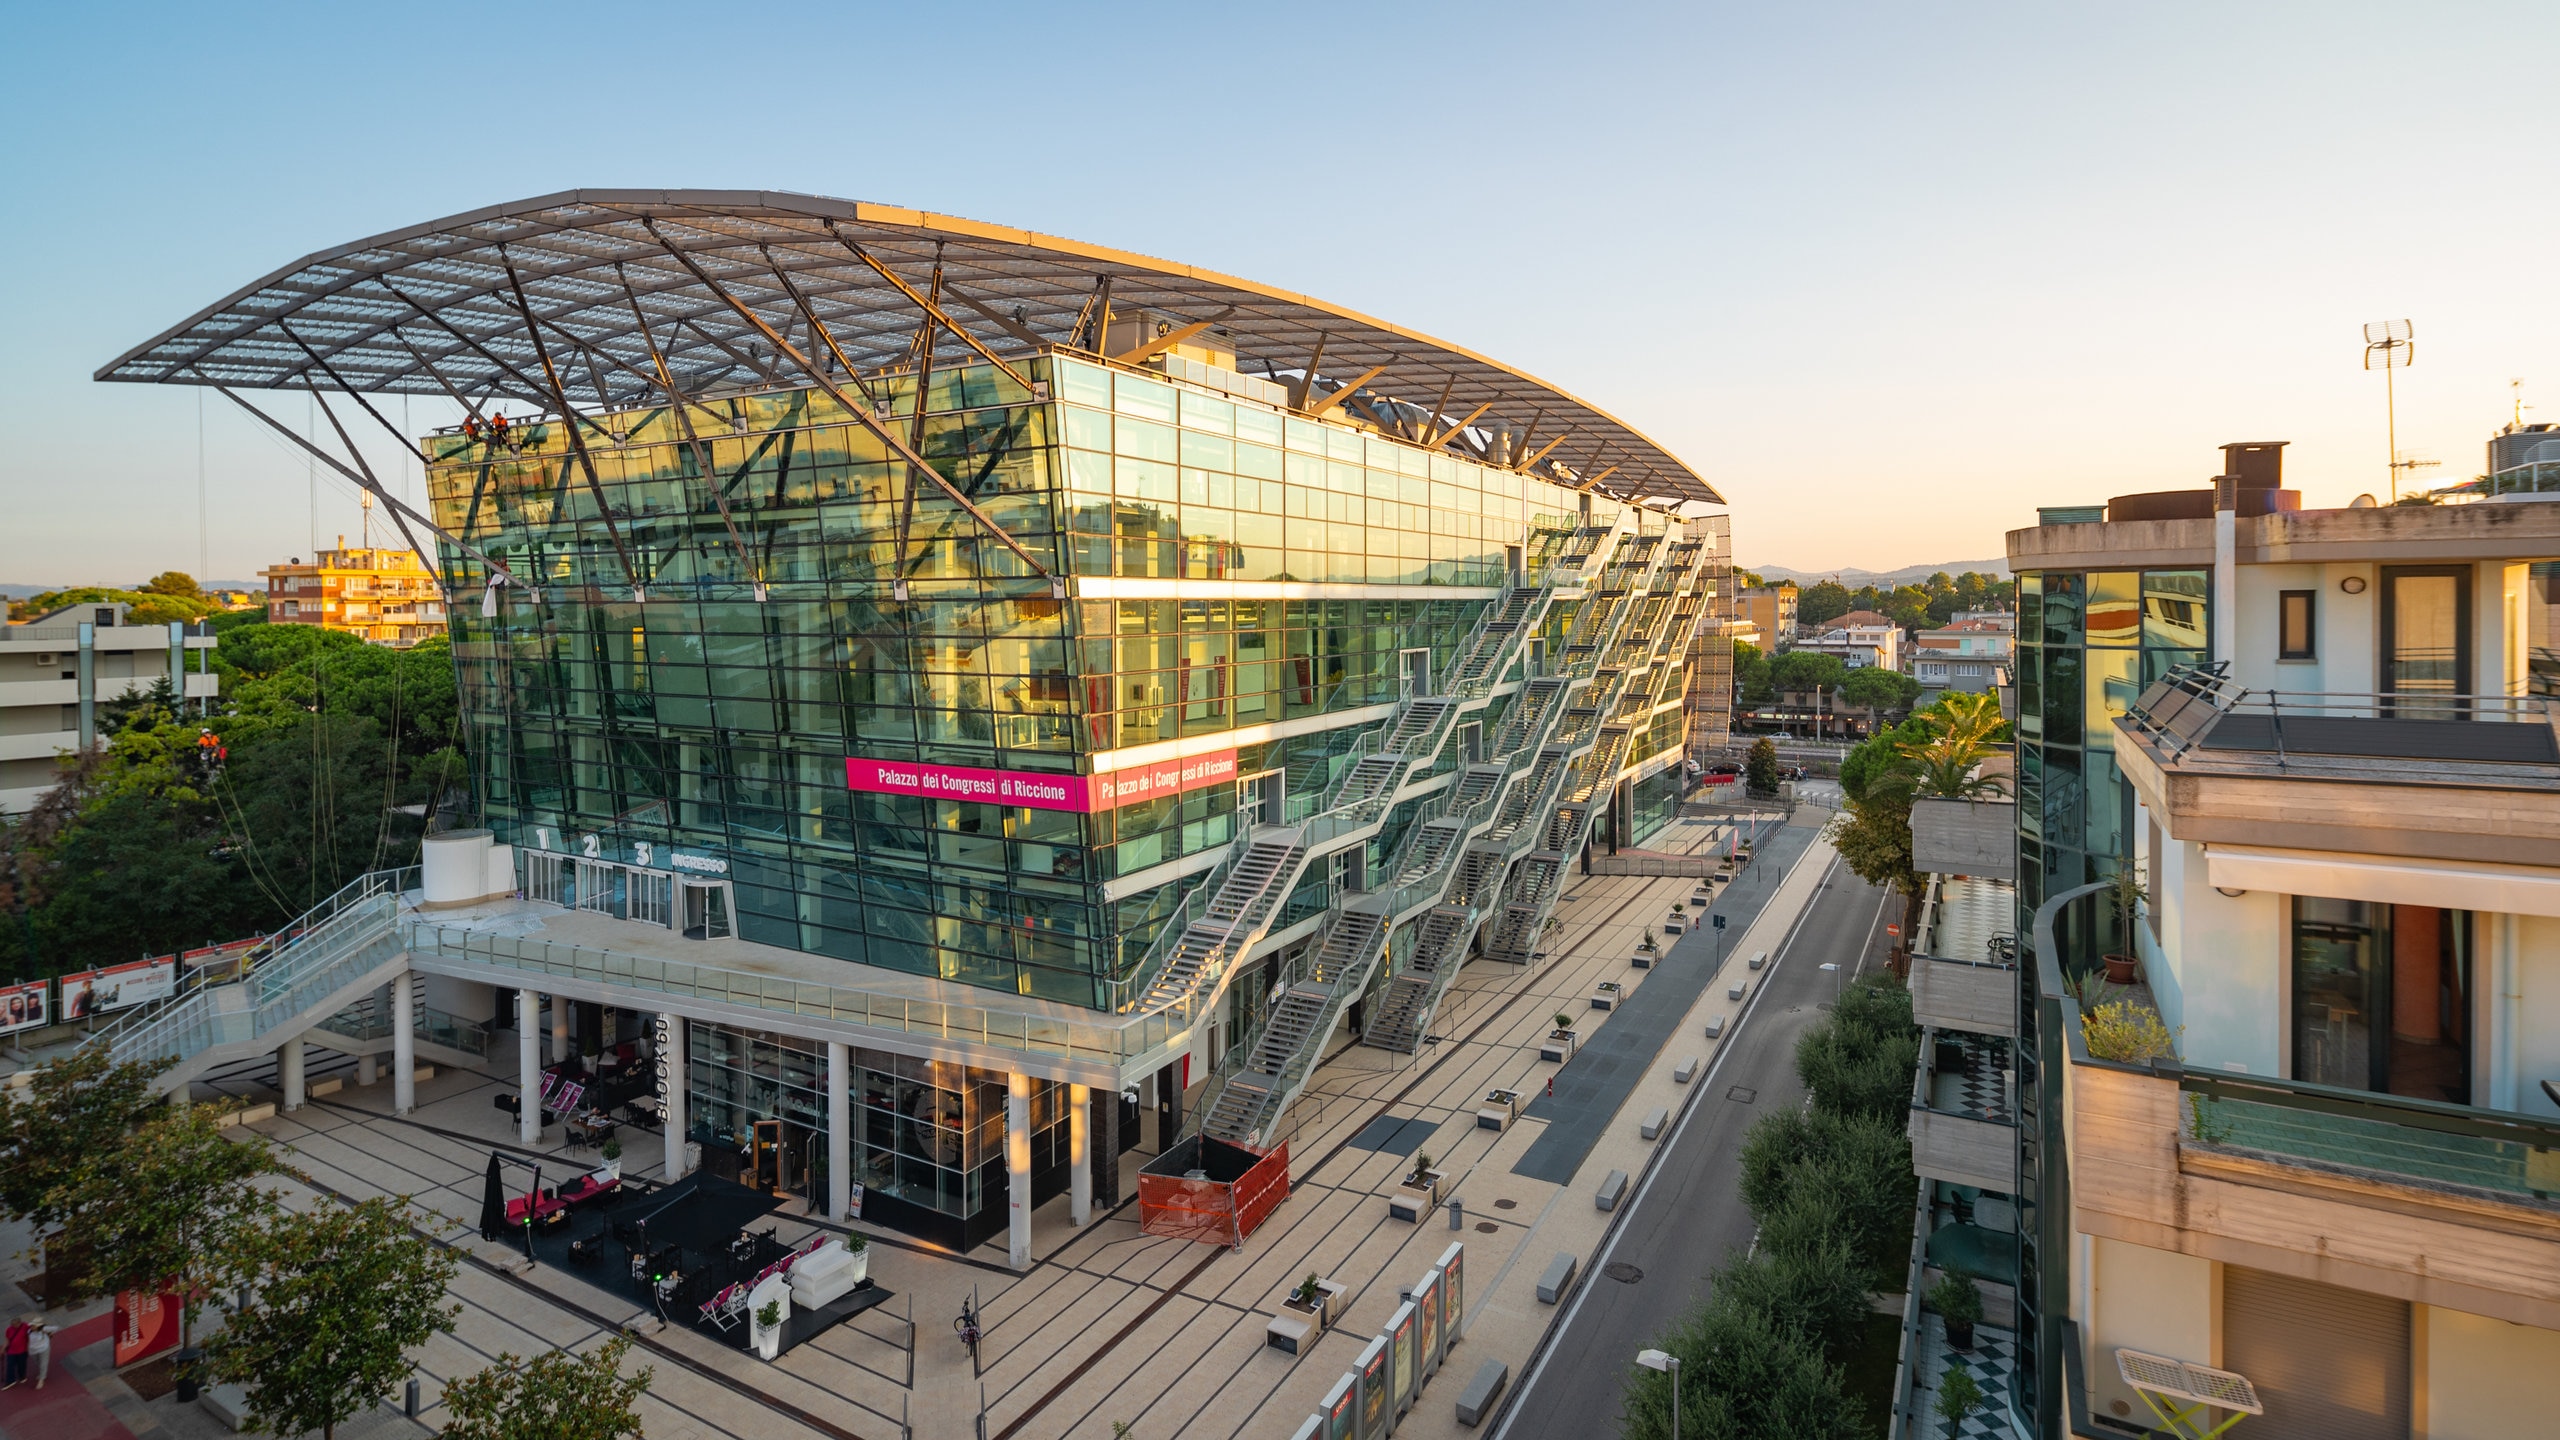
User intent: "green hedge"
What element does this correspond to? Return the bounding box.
[1622,973,1920,1439]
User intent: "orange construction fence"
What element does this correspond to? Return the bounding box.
[1137,1134,1292,1246]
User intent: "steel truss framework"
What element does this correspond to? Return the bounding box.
[98,190,1721,517]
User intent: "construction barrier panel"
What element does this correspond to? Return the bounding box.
[1138,1134,1292,1245]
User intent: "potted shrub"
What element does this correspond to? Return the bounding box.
[1931,1267,1983,1351]
[750,1284,792,1361]
[2102,864,2145,985]
[2081,1001,2178,1064]
[1936,1368,1983,1438]
[599,1137,623,1181]
[1664,902,1688,934]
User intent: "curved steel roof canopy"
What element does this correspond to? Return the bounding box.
[98,190,1717,506]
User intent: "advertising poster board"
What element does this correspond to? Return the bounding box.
[0,980,48,1035]
[1357,1334,1390,1437]
[1322,1371,1358,1440]
[1436,1242,1466,1343]
[114,1288,181,1366]
[58,958,177,1020]
[1388,1301,1417,1415]
[1412,1271,1441,1380]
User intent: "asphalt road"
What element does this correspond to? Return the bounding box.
[1490,851,1896,1439]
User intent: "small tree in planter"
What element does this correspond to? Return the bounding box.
[1639,927,1658,952]
[1936,1368,1983,1437]
[2102,864,2146,985]
[1292,1272,1323,1309]
[1930,1266,1983,1350]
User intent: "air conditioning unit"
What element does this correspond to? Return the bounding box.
[35,653,58,667]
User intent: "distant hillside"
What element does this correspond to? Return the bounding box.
[1,580,263,598]
[1743,558,2011,588]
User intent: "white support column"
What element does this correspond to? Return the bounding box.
[517,988,541,1145]
[551,994,572,1064]
[661,1013,688,1179]
[279,1036,305,1111]
[827,1042,851,1221]
[1007,1072,1033,1270]
[1068,1083,1092,1226]
[392,978,416,1115]
[357,1053,378,1087]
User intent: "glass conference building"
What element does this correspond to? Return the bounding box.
[102,192,1730,1252]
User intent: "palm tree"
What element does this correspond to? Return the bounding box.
[1894,691,2009,799]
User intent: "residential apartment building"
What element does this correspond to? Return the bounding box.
[1738,582,1798,648]
[98,192,1729,1264]
[1802,608,1903,671]
[1914,615,2015,694]
[0,600,218,811]
[2002,441,2560,1439]
[260,511,448,648]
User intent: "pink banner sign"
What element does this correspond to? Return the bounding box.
[846,757,1092,812]
[844,749,1240,814]
[1090,749,1240,809]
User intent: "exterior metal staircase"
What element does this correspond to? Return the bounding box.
[95,870,414,1093]
[1112,509,1638,1029]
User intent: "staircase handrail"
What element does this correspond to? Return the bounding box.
[91,866,414,1064]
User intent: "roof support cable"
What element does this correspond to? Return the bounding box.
[639,219,1061,596]
[762,243,935,596]
[275,321,456,601]
[495,247,647,602]
[892,246,945,592]
[211,385,522,595]
[616,262,766,603]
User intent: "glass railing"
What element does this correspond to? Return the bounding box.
[406,919,1188,1068]
[2176,1069,2560,1202]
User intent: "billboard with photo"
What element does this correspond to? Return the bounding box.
[58,958,178,1020]
[0,980,47,1035]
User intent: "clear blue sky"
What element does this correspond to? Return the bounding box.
[5,2,2555,586]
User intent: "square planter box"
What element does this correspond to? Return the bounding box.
[1277,1276,1345,1335]
[1690,886,1714,908]
[1590,982,1622,1012]
[1540,1028,1578,1062]
[1478,1088,1521,1130]
[1663,912,1689,934]
[1387,1171,1445,1222]
[1631,944,1660,970]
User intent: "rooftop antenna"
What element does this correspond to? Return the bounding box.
[360,491,375,550]
[2363,319,2415,500]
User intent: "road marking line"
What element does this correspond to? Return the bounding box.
[1489,848,1848,1440]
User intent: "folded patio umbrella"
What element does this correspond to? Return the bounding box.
[479,1152,506,1241]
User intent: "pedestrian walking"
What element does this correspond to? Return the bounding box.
[3,1315,26,1387]
[25,1320,47,1388]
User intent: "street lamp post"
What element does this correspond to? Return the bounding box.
[1637,1347,1682,1440]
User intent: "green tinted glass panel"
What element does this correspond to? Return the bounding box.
[2142,570,2210,649]
[2041,573,2082,647]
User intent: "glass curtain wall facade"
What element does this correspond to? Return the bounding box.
[2012,568,2210,931]
[684,1020,1074,1251]
[427,353,1618,1009]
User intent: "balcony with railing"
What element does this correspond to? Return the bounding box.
[2117,664,2560,864]
[2020,881,2560,1437]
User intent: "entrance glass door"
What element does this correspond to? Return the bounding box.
[2291,899,2471,1101]
[2381,566,2470,718]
